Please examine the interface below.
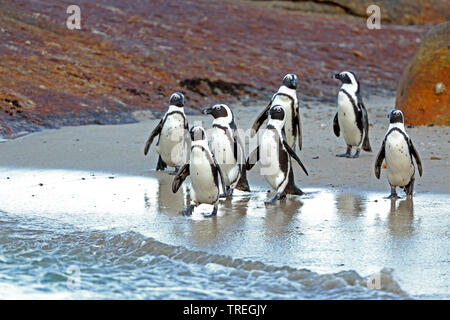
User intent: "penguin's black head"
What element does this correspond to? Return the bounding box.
[202,104,230,119]
[282,74,298,89]
[388,109,404,124]
[189,126,206,141]
[169,92,185,107]
[333,71,358,85]
[269,105,285,121]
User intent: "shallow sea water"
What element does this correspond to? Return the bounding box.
[0,167,448,299]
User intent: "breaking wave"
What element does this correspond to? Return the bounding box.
[0,212,408,299]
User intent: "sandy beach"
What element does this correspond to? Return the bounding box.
[1,95,449,193]
[0,95,449,299]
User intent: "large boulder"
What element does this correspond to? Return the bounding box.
[249,0,450,25]
[396,22,449,125]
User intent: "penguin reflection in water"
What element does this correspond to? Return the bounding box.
[332,71,372,158]
[172,126,226,217]
[246,105,309,204]
[202,103,250,197]
[375,110,422,199]
[144,92,189,173]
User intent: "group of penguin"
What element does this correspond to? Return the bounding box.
[144,71,423,217]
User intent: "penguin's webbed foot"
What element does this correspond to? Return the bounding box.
[350,149,360,159]
[336,153,350,158]
[265,193,286,205]
[336,146,352,158]
[181,205,195,216]
[386,186,400,199]
[203,206,218,218]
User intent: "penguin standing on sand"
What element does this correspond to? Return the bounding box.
[172,126,226,217]
[144,92,189,173]
[251,73,304,195]
[332,71,372,158]
[375,110,422,199]
[246,105,308,204]
[251,73,302,150]
[202,103,250,196]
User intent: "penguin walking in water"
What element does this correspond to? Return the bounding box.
[332,71,372,158]
[172,126,226,217]
[202,103,250,197]
[144,92,189,173]
[375,110,422,199]
[246,105,308,204]
[250,73,304,195]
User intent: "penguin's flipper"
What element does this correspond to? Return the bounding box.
[374,138,386,179]
[246,146,260,171]
[333,112,340,137]
[283,140,308,176]
[251,102,271,137]
[360,102,372,152]
[233,131,246,168]
[172,163,190,193]
[235,167,251,192]
[408,138,422,177]
[144,117,165,155]
[233,132,251,191]
[295,104,303,150]
[212,155,227,197]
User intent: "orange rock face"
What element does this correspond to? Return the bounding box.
[396,22,450,125]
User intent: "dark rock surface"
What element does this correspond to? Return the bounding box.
[0,0,427,136]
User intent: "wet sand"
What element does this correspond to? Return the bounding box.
[1,95,449,193]
[0,95,449,299]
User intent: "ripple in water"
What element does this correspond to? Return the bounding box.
[0,212,408,299]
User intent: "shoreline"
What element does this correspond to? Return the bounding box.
[0,94,449,299]
[0,95,449,194]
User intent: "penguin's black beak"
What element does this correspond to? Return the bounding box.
[202,107,213,115]
[332,73,341,80]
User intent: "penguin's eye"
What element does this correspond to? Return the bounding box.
[214,105,220,110]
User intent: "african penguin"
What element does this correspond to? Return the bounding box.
[144,92,189,173]
[202,103,250,197]
[172,126,226,217]
[246,105,308,204]
[375,109,422,199]
[332,71,372,158]
[251,73,302,150]
[251,73,305,195]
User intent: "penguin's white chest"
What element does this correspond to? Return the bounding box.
[385,132,414,187]
[260,130,287,190]
[209,127,238,187]
[272,95,296,147]
[190,147,219,204]
[157,114,185,167]
[337,92,362,147]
